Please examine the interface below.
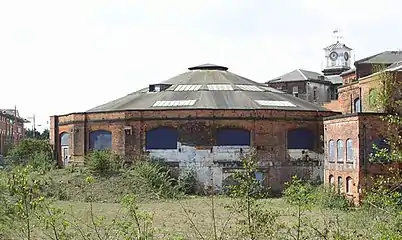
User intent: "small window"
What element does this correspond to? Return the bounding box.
[346,177,352,194]
[313,87,317,101]
[328,140,335,162]
[337,140,344,163]
[338,176,343,193]
[329,175,334,185]
[292,86,298,93]
[346,139,353,163]
[354,98,361,113]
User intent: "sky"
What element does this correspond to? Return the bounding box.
[0,0,401,132]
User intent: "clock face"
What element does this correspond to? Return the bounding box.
[344,52,349,61]
[329,51,338,61]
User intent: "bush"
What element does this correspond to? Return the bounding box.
[85,150,122,175]
[177,169,197,194]
[284,176,351,211]
[127,160,181,199]
[5,139,54,170]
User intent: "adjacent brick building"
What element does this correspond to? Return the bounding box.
[0,108,29,155]
[50,64,338,192]
[323,52,402,204]
[266,40,351,108]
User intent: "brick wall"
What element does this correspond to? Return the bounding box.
[323,113,394,204]
[51,109,337,191]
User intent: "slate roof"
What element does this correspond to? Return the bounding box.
[340,68,356,76]
[88,64,330,112]
[355,51,402,65]
[323,41,352,51]
[267,69,343,84]
[385,61,402,71]
[268,69,325,83]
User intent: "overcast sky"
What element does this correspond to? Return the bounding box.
[0,0,401,131]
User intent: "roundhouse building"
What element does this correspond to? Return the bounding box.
[50,64,337,192]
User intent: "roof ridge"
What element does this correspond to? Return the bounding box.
[297,69,308,80]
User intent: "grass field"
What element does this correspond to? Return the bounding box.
[45,197,370,240]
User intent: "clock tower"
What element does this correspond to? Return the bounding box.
[322,30,352,76]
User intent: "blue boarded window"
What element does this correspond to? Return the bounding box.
[89,130,112,150]
[328,140,335,162]
[370,138,390,161]
[337,139,344,162]
[146,127,178,149]
[216,128,251,146]
[60,132,70,146]
[287,128,314,149]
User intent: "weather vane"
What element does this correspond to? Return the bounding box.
[333,28,343,42]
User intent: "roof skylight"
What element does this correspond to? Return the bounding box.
[255,100,296,107]
[207,84,233,91]
[174,85,202,91]
[152,100,197,107]
[236,85,263,91]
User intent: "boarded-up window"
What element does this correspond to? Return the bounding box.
[346,139,353,162]
[338,176,343,193]
[328,140,335,162]
[146,127,178,150]
[287,128,314,149]
[329,175,334,185]
[337,140,344,162]
[216,128,251,146]
[89,130,112,150]
[354,98,361,113]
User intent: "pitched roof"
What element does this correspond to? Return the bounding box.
[88,64,331,112]
[323,41,352,51]
[355,51,402,65]
[385,61,402,71]
[268,69,325,83]
[340,68,356,76]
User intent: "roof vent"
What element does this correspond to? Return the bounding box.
[188,63,228,71]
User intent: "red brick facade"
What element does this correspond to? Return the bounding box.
[50,109,337,191]
[324,68,402,205]
[0,112,25,155]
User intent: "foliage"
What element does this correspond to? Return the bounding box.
[6,138,53,168]
[177,168,198,194]
[128,160,181,199]
[227,149,279,239]
[24,128,49,140]
[85,150,123,175]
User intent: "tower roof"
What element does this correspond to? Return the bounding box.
[87,64,332,112]
[323,41,352,51]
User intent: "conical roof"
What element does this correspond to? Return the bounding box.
[87,64,330,112]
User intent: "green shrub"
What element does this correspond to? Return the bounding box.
[128,160,181,199]
[5,139,53,168]
[177,169,197,194]
[85,150,122,175]
[284,176,351,211]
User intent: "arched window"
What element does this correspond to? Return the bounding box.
[346,177,352,194]
[337,139,344,162]
[328,140,335,162]
[338,176,343,193]
[89,130,112,150]
[216,128,251,146]
[146,127,178,149]
[353,98,361,113]
[346,139,353,163]
[287,128,314,150]
[329,175,334,185]
[60,132,70,146]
